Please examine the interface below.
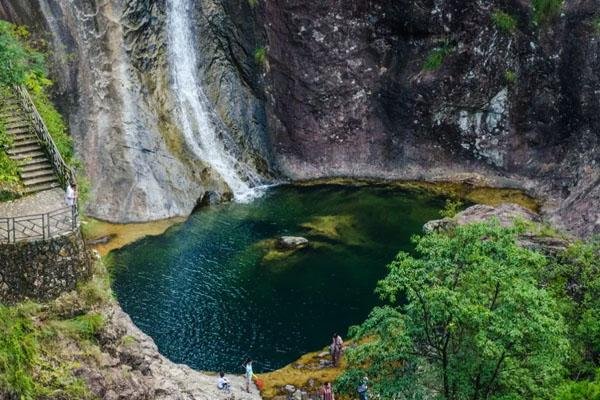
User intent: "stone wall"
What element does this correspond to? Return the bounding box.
[0,231,92,303]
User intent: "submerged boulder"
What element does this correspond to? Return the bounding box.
[276,236,309,250]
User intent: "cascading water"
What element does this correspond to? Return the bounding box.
[167,0,262,202]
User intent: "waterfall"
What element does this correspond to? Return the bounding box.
[166,0,261,202]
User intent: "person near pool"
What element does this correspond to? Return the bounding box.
[357,376,369,400]
[320,381,335,400]
[330,333,344,366]
[217,371,230,392]
[243,358,253,393]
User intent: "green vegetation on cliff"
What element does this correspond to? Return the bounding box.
[423,42,454,71]
[532,0,565,25]
[0,116,19,186]
[338,222,600,400]
[492,10,518,33]
[0,21,77,181]
[0,261,110,399]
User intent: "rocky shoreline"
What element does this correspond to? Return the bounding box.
[86,302,261,400]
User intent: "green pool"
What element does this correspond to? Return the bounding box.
[111,185,446,372]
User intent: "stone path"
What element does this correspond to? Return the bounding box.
[0,188,66,217]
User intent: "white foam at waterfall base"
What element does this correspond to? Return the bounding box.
[166,0,262,202]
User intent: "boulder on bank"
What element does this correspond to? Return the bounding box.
[423,203,571,254]
[276,236,309,250]
[424,203,540,234]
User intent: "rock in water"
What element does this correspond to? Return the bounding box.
[276,236,309,250]
[192,190,233,212]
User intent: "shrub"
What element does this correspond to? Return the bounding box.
[0,21,45,87]
[422,42,453,71]
[0,116,19,184]
[254,46,267,66]
[439,198,463,218]
[51,313,105,340]
[492,10,518,33]
[555,371,600,400]
[25,74,74,165]
[532,0,564,25]
[505,69,518,84]
[248,0,259,7]
[0,304,39,399]
[593,17,600,34]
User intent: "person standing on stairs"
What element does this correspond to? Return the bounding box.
[65,182,77,208]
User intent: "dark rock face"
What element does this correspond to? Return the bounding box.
[260,0,599,237]
[3,0,598,236]
[0,231,92,303]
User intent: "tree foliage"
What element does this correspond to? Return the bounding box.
[339,222,569,400]
[542,240,600,378]
[0,21,45,87]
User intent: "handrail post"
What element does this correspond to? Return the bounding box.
[9,218,14,244]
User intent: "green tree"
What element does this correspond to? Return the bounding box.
[542,240,600,377]
[339,222,569,400]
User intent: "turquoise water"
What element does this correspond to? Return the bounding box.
[111,185,445,373]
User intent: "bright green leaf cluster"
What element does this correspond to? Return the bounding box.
[254,46,268,66]
[423,42,454,71]
[339,222,571,399]
[492,10,518,33]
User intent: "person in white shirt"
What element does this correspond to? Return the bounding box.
[65,182,77,207]
[217,371,230,392]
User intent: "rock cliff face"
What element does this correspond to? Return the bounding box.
[260,0,599,236]
[1,0,598,235]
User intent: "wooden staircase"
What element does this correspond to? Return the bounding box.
[1,93,61,194]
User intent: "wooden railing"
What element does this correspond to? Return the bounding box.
[0,206,78,244]
[14,85,76,189]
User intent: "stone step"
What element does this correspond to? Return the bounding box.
[10,150,45,160]
[20,161,53,172]
[23,180,61,194]
[7,144,43,155]
[5,120,29,130]
[0,105,21,114]
[22,174,58,187]
[12,138,39,147]
[21,168,56,180]
[1,101,20,108]
[18,157,49,168]
[1,114,28,123]
[6,127,31,136]
[12,135,38,144]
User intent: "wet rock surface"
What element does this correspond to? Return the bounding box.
[276,236,309,250]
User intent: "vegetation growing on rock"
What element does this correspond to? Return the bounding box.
[0,115,19,187]
[0,20,79,189]
[532,0,565,25]
[0,261,110,399]
[492,10,518,33]
[422,42,454,71]
[254,46,268,66]
[337,221,600,400]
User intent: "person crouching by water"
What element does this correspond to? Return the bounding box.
[217,371,230,393]
[243,358,253,393]
[320,382,335,400]
[65,182,77,208]
[330,333,344,367]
